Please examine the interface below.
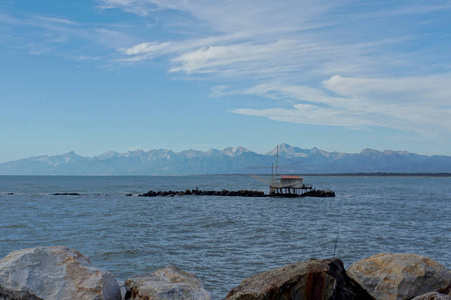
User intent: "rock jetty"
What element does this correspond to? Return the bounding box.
[52,192,80,196]
[138,189,265,197]
[1,248,450,300]
[138,189,334,197]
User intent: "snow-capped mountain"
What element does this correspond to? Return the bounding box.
[0,144,449,175]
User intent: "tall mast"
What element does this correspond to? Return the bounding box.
[271,162,274,183]
[275,145,279,176]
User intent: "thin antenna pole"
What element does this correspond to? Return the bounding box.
[275,145,279,176]
[271,163,274,182]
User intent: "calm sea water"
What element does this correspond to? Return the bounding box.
[1,175,450,298]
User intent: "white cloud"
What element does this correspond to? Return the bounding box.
[243,83,349,107]
[120,32,413,84]
[122,41,171,55]
[0,11,139,57]
[168,40,296,74]
[232,74,451,136]
[380,3,451,17]
[323,74,451,106]
[97,0,162,16]
[118,32,251,63]
[233,105,364,128]
[98,0,336,32]
[35,16,78,25]
[93,1,451,142]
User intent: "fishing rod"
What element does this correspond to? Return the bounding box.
[333,221,341,258]
[332,196,343,258]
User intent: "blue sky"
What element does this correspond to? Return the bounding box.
[1,0,451,162]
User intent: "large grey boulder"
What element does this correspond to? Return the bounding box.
[125,265,211,300]
[0,246,121,300]
[347,253,451,300]
[224,258,374,300]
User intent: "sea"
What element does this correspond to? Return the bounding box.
[1,175,450,299]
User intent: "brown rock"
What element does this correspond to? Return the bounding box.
[347,253,451,300]
[224,258,373,300]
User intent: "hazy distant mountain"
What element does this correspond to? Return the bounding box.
[0,143,450,175]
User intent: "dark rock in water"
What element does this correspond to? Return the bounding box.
[7,193,13,195]
[125,194,133,196]
[125,266,211,300]
[52,192,80,196]
[138,190,157,197]
[347,253,451,300]
[301,190,335,197]
[138,189,267,198]
[0,246,121,300]
[224,258,373,300]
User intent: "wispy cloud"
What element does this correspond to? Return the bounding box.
[0,11,138,58]
[107,0,451,142]
[122,41,172,55]
[35,16,79,25]
[169,40,298,74]
[115,1,434,80]
[97,0,166,16]
[232,74,451,136]
[379,3,451,17]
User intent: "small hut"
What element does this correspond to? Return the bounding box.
[270,175,312,196]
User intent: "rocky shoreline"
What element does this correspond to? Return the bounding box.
[0,247,450,300]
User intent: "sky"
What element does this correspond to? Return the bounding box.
[1,0,451,162]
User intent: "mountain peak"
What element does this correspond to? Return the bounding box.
[267,143,308,158]
[267,143,291,155]
[361,148,381,155]
[383,150,411,156]
[97,151,120,159]
[279,143,294,151]
[223,146,250,156]
[178,149,206,158]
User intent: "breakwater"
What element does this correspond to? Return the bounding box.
[137,189,335,197]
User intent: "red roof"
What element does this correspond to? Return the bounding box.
[280,175,302,179]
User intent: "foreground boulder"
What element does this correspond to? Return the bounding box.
[347,253,451,300]
[224,258,373,300]
[0,246,121,300]
[125,265,211,300]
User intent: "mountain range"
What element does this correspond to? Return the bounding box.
[0,143,450,175]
